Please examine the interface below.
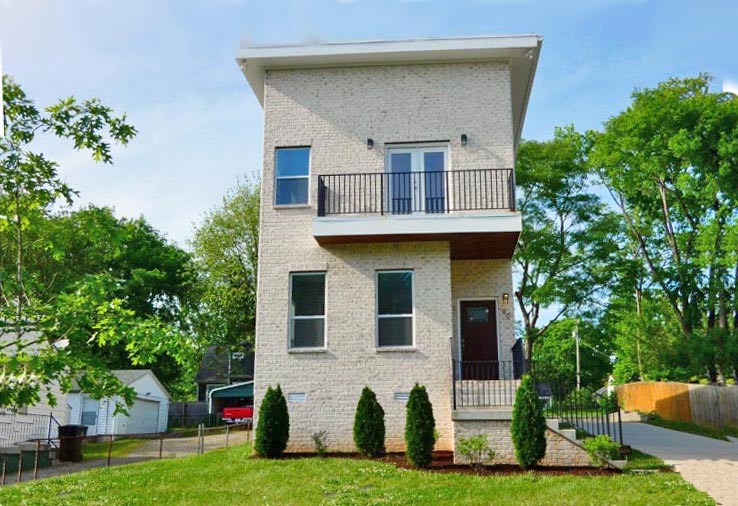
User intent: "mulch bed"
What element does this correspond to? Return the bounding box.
[278,450,619,476]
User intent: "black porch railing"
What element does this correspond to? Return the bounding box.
[317,168,515,217]
[452,359,529,409]
[536,380,624,445]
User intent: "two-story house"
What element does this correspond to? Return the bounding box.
[237,36,590,464]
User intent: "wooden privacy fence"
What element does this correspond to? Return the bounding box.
[618,381,738,428]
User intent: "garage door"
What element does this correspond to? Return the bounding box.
[124,399,161,434]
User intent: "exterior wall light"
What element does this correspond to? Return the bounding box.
[367,138,374,149]
[502,293,510,305]
[460,134,468,146]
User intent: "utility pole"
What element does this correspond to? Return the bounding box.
[573,320,581,391]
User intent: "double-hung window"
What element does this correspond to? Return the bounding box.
[289,272,326,349]
[376,270,414,347]
[275,147,310,205]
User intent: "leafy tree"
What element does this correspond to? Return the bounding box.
[515,127,621,358]
[511,375,546,468]
[353,386,385,457]
[404,383,435,467]
[589,74,738,381]
[191,180,259,350]
[2,206,202,398]
[254,385,289,458]
[0,75,194,409]
[532,318,613,391]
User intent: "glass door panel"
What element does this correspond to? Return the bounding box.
[387,146,447,215]
[388,151,413,214]
[421,150,446,213]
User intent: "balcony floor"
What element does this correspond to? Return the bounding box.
[313,212,521,259]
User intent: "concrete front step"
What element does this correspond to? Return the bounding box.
[452,407,513,421]
[558,428,578,440]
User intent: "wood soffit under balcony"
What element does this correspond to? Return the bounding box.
[314,231,520,260]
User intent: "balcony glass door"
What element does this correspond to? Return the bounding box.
[387,145,446,214]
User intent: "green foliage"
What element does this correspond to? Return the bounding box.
[404,384,435,467]
[353,386,385,457]
[583,435,620,468]
[311,431,328,456]
[456,435,496,468]
[191,180,260,349]
[511,375,546,468]
[565,387,594,406]
[626,449,671,471]
[589,74,738,380]
[0,75,196,409]
[531,318,613,391]
[5,206,201,399]
[515,128,621,357]
[255,385,289,458]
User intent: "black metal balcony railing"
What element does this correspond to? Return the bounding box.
[317,168,515,217]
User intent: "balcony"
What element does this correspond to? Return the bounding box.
[313,168,522,259]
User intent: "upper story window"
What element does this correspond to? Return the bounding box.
[275,147,310,205]
[289,272,326,349]
[376,270,414,347]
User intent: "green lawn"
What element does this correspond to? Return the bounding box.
[0,445,714,506]
[626,449,672,471]
[645,415,735,441]
[82,439,147,460]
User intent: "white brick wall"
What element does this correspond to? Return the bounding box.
[254,61,517,453]
[451,259,516,369]
[453,420,592,467]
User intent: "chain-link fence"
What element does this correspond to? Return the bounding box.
[0,423,252,485]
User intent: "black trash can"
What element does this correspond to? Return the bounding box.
[58,425,88,462]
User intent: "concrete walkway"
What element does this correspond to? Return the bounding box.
[621,422,738,506]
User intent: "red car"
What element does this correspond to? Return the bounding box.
[222,406,253,423]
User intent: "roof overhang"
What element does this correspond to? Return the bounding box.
[236,35,542,146]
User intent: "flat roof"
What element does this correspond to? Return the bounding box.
[236,35,543,145]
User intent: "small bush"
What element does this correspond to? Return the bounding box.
[457,435,495,469]
[254,385,289,458]
[511,374,547,468]
[405,384,435,467]
[353,386,385,457]
[597,391,619,413]
[583,434,620,467]
[311,431,328,456]
[566,387,594,406]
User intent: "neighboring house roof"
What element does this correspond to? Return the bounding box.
[209,381,254,399]
[236,35,543,147]
[111,369,150,385]
[71,369,171,400]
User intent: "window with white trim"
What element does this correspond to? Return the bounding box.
[289,272,326,348]
[377,270,414,347]
[275,147,310,205]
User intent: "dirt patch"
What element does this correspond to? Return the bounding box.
[276,451,620,476]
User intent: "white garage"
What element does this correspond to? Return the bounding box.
[68,370,170,435]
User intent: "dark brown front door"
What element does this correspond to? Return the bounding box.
[460,300,499,380]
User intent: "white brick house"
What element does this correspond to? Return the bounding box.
[237,36,551,458]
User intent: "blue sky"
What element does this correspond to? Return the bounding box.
[2,0,737,245]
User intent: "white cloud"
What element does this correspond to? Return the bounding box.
[723,78,738,96]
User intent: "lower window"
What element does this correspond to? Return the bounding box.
[289,272,326,348]
[377,270,414,347]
